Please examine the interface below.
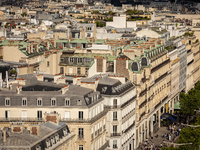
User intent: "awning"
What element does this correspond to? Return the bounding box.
[174,101,180,110]
[160,113,177,122]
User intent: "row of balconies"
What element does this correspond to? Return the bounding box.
[91,125,105,140]
[122,108,135,120]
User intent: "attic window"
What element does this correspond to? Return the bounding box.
[22,98,27,106]
[37,98,42,106]
[65,99,70,106]
[77,99,82,105]
[51,98,56,106]
[5,98,10,106]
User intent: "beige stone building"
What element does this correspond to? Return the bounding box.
[0,74,108,150]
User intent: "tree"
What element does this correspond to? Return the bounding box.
[10,69,17,75]
[179,90,200,123]
[21,12,27,17]
[177,126,200,150]
[195,81,200,91]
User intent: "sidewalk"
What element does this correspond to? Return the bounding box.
[137,124,182,150]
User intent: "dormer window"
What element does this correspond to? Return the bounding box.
[65,99,70,106]
[46,139,51,148]
[51,98,56,106]
[22,98,27,106]
[5,98,10,106]
[69,57,74,63]
[36,145,41,150]
[77,99,82,105]
[37,98,42,106]
[63,128,68,136]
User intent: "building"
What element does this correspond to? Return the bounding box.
[79,74,137,149]
[0,73,108,150]
[0,118,76,150]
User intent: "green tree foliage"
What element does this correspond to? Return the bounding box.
[161,147,179,150]
[10,69,17,74]
[21,12,27,17]
[92,11,99,14]
[163,82,200,150]
[125,9,144,15]
[95,21,105,27]
[177,126,200,150]
[180,89,200,122]
[195,81,200,91]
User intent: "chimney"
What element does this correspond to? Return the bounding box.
[6,71,8,88]
[62,85,69,94]
[37,74,44,81]
[16,85,22,94]
[29,125,40,137]
[57,77,66,84]
[73,76,81,85]
[44,112,60,125]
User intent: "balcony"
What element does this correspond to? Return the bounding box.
[151,59,170,74]
[78,134,84,139]
[99,141,109,150]
[139,112,146,121]
[139,99,147,109]
[113,145,118,149]
[123,121,135,134]
[111,133,121,137]
[0,117,44,122]
[100,127,102,132]
[91,134,93,139]
[61,107,109,124]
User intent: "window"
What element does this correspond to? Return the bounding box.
[87,33,91,37]
[65,111,70,119]
[113,112,117,121]
[51,99,56,106]
[60,67,64,74]
[65,99,70,106]
[77,58,83,63]
[78,128,84,139]
[22,98,27,106]
[5,98,10,106]
[84,58,91,64]
[79,145,83,150]
[113,125,117,133]
[77,67,81,75]
[69,57,74,63]
[47,61,49,67]
[60,58,64,62]
[37,111,42,120]
[37,99,42,106]
[71,43,76,48]
[79,111,83,120]
[113,140,117,148]
[113,99,117,108]
[85,68,89,76]
[5,110,10,119]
